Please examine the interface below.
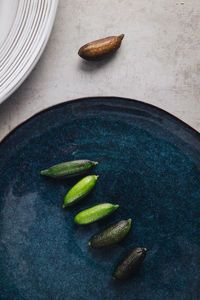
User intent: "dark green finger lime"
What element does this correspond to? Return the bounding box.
[89,219,132,248]
[113,247,147,280]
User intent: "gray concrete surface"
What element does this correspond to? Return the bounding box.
[0,0,200,141]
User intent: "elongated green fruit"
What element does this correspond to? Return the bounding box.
[40,159,98,179]
[89,219,132,248]
[74,203,119,225]
[113,247,147,280]
[63,175,98,208]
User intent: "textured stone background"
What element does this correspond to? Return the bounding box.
[0,0,200,140]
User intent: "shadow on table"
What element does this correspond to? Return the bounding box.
[78,51,119,73]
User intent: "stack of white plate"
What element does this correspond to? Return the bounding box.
[0,0,58,104]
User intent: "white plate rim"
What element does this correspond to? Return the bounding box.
[0,0,58,104]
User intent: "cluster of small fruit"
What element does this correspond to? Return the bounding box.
[41,159,147,280]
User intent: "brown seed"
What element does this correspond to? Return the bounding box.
[78,34,125,61]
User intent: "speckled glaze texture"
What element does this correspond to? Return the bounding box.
[0,97,200,300]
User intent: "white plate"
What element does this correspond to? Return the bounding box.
[0,0,58,104]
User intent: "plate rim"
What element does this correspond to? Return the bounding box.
[1,96,199,145]
[0,0,59,105]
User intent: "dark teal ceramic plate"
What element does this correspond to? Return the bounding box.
[0,97,200,300]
